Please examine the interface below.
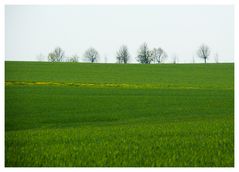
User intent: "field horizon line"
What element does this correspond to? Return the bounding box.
[4,60,234,65]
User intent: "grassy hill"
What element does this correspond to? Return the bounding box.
[5,61,234,167]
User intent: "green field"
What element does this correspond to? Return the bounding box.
[5,61,234,167]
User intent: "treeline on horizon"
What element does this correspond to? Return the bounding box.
[38,42,219,64]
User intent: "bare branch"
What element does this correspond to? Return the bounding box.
[48,47,65,62]
[152,48,167,64]
[197,44,210,63]
[136,42,153,64]
[116,45,130,64]
[84,48,99,63]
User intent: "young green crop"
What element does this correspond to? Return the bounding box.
[5,62,234,167]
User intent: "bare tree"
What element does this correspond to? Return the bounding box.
[84,48,99,63]
[67,54,79,62]
[136,42,153,64]
[36,53,45,62]
[104,55,108,63]
[214,53,219,63]
[172,54,178,64]
[192,56,195,63]
[116,45,130,64]
[48,47,65,62]
[197,44,210,64]
[152,48,167,64]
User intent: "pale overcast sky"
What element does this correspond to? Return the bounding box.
[5,5,234,63]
